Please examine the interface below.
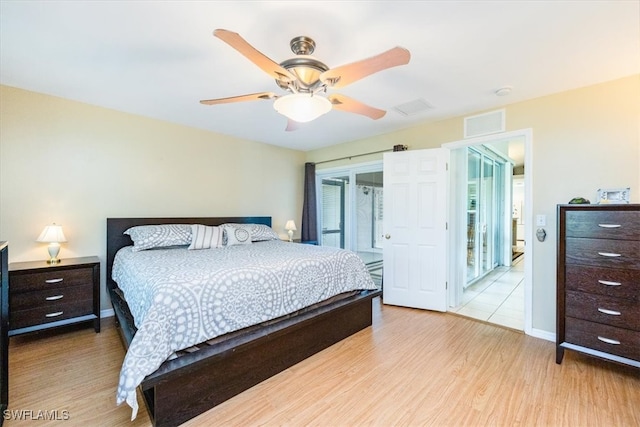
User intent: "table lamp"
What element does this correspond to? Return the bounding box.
[285,220,297,242]
[36,223,67,264]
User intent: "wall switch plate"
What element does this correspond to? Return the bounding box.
[536,214,546,227]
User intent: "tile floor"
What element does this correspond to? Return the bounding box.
[450,254,525,330]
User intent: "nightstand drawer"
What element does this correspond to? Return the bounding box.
[565,264,640,298]
[566,290,640,330]
[10,284,93,311]
[566,210,640,240]
[10,299,93,330]
[10,267,93,293]
[565,317,640,361]
[565,238,640,269]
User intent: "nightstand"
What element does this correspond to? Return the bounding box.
[8,256,100,336]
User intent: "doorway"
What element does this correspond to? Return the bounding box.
[316,163,384,285]
[445,130,532,333]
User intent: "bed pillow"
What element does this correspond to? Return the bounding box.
[222,224,252,246]
[124,224,192,251]
[188,224,223,250]
[247,223,280,241]
[221,223,280,242]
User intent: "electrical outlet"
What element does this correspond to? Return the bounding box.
[536,214,546,227]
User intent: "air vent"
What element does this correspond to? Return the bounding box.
[464,109,505,138]
[393,98,435,116]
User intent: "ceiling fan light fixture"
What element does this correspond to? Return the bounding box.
[273,93,332,123]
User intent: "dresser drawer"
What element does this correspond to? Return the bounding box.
[10,284,93,311]
[10,267,93,293]
[10,299,93,330]
[565,238,640,269]
[566,290,640,330]
[565,264,640,298]
[566,210,640,240]
[565,317,640,361]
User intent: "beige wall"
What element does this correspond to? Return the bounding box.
[0,85,306,310]
[307,75,640,334]
[2,76,638,330]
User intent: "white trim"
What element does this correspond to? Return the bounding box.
[529,328,555,343]
[443,128,535,336]
[101,308,114,318]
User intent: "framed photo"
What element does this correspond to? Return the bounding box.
[596,187,630,204]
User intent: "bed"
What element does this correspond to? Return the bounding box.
[106,216,381,427]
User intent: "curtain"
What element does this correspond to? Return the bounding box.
[301,162,318,242]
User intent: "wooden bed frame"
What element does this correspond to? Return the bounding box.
[106,217,380,427]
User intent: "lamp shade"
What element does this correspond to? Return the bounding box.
[285,220,297,231]
[273,93,332,123]
[36,224,67,243]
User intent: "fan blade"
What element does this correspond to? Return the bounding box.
[200,92,277,105]
[285,119,301,132]
[320,47,410,89]
[329,94,386,120]
[214,29,296,82]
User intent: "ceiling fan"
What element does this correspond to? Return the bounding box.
[200,29,411,130]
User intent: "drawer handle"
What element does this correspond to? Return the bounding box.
[45,295,64,301]
[597,224,621,228]
[597,308,621,316]
[45,278,64,284]
[45,311,64,318]
[598,252,621,258]
[597,336,621,345]
[598,280,622,287]
[44,311,64,317]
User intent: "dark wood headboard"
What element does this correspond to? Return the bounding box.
[106,217,271,291]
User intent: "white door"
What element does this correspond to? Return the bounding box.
[382,148,448,311]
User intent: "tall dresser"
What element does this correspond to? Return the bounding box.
[0,242,8,422]
[556,204,639,368]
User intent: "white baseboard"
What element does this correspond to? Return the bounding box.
[528,327,555,342]
[101,308,115,318]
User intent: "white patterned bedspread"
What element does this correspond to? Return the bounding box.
[112,240,377,419]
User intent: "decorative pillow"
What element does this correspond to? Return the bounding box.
[188,224,223,250]
[124,224,192,251]
[222,224,252,246]
[248,223,280,241]
[221,223,280,242]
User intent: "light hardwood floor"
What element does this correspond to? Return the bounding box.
[5,298,640,426]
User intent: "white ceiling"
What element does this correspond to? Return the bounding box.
[1,1,638,151]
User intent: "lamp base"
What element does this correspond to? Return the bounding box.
[47,243,61,264]
[288,230,294,242]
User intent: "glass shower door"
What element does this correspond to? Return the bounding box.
[466,151,481,283]
[466,148,499,285]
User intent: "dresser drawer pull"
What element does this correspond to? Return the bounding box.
[598,252,621,258]
[598,280,622,287]
[45,278,64,284]
[597,308,621,316]
[45,295,64,301]
[597,336,621,345]
[45,311,64,318]
[597,224,621,228]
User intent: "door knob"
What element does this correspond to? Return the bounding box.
[385,234,391,239]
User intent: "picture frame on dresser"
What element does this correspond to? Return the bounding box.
[596,187,630,204]
[556,204,640,369]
